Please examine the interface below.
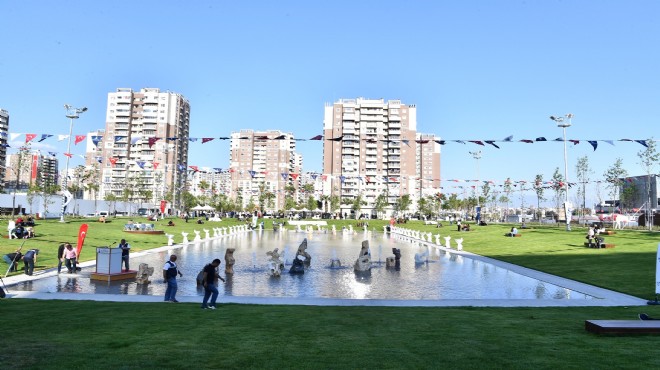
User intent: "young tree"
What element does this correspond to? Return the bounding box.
[26,184,41,215]
[42,184,60,217]
[637,137,659,230]
[105,193,119,215]
[533,174,545,222]
[329,195,340,214]
[551,168,565,219]
[502,178,513,218]
[394,194,412,217]
[306,195,318,213]
[9,145,32,216]
[603,158,627,215]
[620,181,638,212]
[575,156,593,220]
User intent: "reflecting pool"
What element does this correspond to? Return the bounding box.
[9,231,595,300]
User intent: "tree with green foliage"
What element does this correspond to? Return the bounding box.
[351,194,366,219]
[603,158,627,215]
[394,194,411,217]
[620,181,638,212]
[180,191,198,213]
[306,195,318,212]
[284,196,297,211]
[329,195,340,214]
[443,193,461,211]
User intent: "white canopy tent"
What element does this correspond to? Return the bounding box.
[191,205,215,211]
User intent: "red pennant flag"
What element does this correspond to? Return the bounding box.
[189,165,199,172]
[148,137,161,148]
[25,134,37,143]
[290,173,299,180]
[109,157,118,167]
[74,135,86,145]
[153,162,160,169]
[202,138,214,144]
[63,153,73,158]
[321,175,327,181]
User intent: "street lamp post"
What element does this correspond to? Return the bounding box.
[469,150,482,224]
[61,105,87,222]
[550,113,573,231]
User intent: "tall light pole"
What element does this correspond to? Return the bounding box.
[61,105,87,222]
[550,113,573,231]
[469,150,482,223]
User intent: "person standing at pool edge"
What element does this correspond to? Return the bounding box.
[201,258,225,309]
[163,255,183,302]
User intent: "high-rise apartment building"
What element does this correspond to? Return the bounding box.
[229,129,300,211]
[99,88,190,212]
[0,109,9,183]
[189,169,231,199]
[322,98,440,217]
[4,151,58,192]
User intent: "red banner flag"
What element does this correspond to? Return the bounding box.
[25,133,37,143]
[74,135,86,145]
[160,200,167,214]
[76,223,89,259]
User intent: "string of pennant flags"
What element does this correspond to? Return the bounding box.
[3,131,656,175]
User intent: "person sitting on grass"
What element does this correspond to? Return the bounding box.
[507,227,518,237]
[167,220,175,227]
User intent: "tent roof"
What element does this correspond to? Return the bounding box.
[191,204,214,211]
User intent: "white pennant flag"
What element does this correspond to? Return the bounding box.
[58,135,69,141]
[9,133,21,141]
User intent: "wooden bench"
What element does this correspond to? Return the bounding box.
[585,320,660,335]
[583,242,615,248]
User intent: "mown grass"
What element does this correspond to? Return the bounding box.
[1,217,660,368]
[1,300,660,369]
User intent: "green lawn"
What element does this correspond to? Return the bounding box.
[1,217,660,369]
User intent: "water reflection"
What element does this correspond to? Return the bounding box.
[8,232,596,301]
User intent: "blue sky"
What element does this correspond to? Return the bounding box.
[1,0,658,206]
